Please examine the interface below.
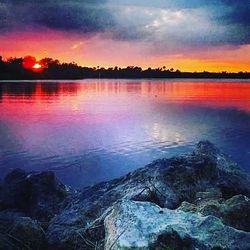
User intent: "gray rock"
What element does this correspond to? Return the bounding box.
[195,187,222,200]
[46,159,177,249]
[178,194,250,232]
[104,200,250,250]
[46,141,250,249]
[1,141,250,249]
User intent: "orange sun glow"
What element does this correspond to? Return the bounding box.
[33,63,42,69]
[22,56,44,72]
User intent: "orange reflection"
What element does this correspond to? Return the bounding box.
[0,80,250,118]
[139,81,250,112]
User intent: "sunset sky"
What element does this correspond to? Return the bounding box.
[0,0,249,72]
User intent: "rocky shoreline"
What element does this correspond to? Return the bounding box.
[0,141,249,249]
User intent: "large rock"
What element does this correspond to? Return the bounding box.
[0,210,46,250]
[46,141,250,249]
[104,200,250,250]
[178,194,250,232]
[46,159,177,249]
[28,171,68,223]
[0,169,31,211]
[0,169,68,223]
[222,195,250,231]
[0,141,249,249]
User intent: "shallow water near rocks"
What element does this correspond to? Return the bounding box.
[0,79,250,188]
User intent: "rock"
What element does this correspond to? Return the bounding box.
[0,210,46,250]
[46,141,250,249]
[104,200,250,250]
[178,199,223,218]
[178,194,250,232]
[162,141,250,203]
[28,171,68,223]
[0,169,31,210]
[46,159,177,249]
[195,187,222,200]
[0,141,250,249]
[0,169,68,223]
[221,194,250,231]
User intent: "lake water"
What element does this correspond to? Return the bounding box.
[0,79,250,188]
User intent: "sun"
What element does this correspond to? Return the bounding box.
[22,56,45,72]
[32,62,44,72]
[33,63,42,69]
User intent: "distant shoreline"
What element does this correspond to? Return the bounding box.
[1,57,249,80]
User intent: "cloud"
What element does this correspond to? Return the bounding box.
[71,42,83,50]
[206,1,250,45]
[0,2,11,32]
[112,6,220,44]
[34,2,114,33]
[0,0,249,49]
[110,1,250,46]
[0,0,114,33]
[216,0,250,26]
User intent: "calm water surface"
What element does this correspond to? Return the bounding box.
[0,79,250,188]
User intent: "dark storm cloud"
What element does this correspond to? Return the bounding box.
[0,1,11,31]
[0,0,249,46]
[210,0,250,45]
[34,3,113,33]
[216,0,250,25]
[0,0,114,33]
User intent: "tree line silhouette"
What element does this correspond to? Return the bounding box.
[0,56,249,80]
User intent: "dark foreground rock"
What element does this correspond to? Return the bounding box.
[0,170,68,249]
[0,210,46,250]
[0,141,250,250]
[0,169,68,224]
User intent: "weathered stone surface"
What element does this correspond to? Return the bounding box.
[45,159,177,249]
[220,194,250,231]
[177,194,250,232]
[46,141,250,249]
[104,200,250,250]
[0,141,249,249]
[0,210,46,250]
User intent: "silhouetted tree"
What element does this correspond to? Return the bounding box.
[0,55,249,80]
